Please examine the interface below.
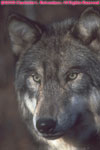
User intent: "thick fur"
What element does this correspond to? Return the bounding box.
[8,8,100,150]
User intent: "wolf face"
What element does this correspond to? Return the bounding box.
[8,8,100,149]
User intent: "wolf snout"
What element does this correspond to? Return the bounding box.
[36,118,56,134]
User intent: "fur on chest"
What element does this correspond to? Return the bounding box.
[47,138,77,150]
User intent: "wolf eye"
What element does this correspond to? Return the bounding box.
[68,73,78,80]
[32,74,41,83]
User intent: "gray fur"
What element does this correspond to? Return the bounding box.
[8,8,100,150]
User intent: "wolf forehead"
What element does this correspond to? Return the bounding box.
[19,19,76,56]
[16,22,91,72]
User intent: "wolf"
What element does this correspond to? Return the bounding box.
[8,7,100,150]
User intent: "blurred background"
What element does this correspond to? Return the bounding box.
[0,3,100,150]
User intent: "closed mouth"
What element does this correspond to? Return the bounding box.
[40,115,82,140]
[42,132,64,140]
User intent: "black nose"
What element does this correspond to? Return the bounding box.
[36,118,56,134]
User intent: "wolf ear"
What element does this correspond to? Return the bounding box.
[72,7,100,52]
[8,14,44,56]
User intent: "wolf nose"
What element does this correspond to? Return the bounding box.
[36,118,56,134]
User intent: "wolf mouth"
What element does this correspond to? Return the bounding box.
[42,132,64,140]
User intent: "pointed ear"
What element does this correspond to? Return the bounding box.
[72,7,100,52]
[8,13,44,56]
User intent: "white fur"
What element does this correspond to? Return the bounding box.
[89,87,100,113]
[89,88,100,131]
[48,139,77,150]
[24,94,36,115]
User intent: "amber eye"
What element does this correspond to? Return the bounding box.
[32,74,41,83]
[68,73,78,80]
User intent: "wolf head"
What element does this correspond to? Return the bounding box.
[8,8,100,147]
